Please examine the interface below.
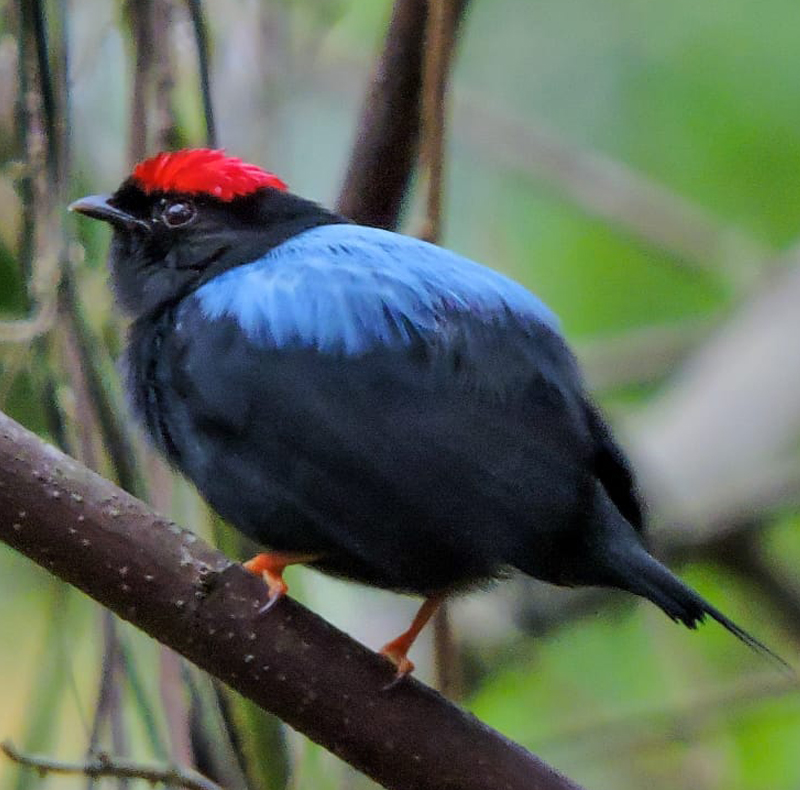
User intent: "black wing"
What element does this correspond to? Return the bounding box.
[585,403,646,532]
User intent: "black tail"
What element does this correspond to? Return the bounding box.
[610,545,791,674]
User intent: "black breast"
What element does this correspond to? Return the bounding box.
[125,310,184,463]
[122,297,611,597]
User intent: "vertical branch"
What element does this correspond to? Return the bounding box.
[185,0,217,147]
[62,299,131,790]
[126,0,153,163]
[414,0,464,694]
[416,0,459,243]
[61,279,147,496]
[336,0,469,229]
[85,612,129,790]
[184,673,252,790]
[335,0,429,228]
[152,0,180,152]
[17,0,66,444]
[29,0,57,181]
[15,0,60,321]
[160,650,194,768]
[61,301,130,790]
[55,0,70,185]
[432,604,463,700]
[14,1,35,288]
[12,3,99,783]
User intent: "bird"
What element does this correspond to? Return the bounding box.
[70,148,782,678]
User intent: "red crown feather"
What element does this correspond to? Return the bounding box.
[131,149,288,201]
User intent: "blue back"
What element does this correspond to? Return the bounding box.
[192,224,559,355]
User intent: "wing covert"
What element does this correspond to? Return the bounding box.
[192,223,560,356]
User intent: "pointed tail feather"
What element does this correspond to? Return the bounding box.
[610,547,792,675]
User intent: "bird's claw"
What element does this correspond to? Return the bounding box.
[257,585,287,615]
[379,646,415,690]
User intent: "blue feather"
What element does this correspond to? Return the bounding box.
[192,224,559,355]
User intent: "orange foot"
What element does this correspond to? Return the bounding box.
[243,551,320,613]
[379,595,443,686]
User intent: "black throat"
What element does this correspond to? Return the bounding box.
[108,181,349,319]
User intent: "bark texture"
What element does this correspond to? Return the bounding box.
[0,409,585,790]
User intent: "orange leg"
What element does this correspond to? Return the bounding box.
[379,595,443,679]
[243,551,320,612]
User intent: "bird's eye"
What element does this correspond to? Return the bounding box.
[161,200,196,228]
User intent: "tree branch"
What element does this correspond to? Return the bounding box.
[0,408,585,790]
[416,0,459,243]
[185,0,217,148]
[452,97,770,284]
[1,740,221,790]
[412,0,463,695]
[335,0,469,229]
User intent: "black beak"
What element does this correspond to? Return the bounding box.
[69,194,150,232]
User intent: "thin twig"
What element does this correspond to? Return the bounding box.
[414,0,463,693]
[184,671,252,790]
[116,636,171,762]
[2,741,222,790]
[60,274,146,496]
[85,611,128,790]
[416,0,459,243]
[0,299,58,342]
[161,648,194,769]
[29,0,57,180]
[56,0,71,187]
[186,0,217,147]
[432,605,463,700]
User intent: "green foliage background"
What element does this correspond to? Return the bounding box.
[0,1,798,789]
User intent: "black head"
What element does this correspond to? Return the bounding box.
[70,149,342,316]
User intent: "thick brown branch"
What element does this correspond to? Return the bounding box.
[0,409,585,790]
